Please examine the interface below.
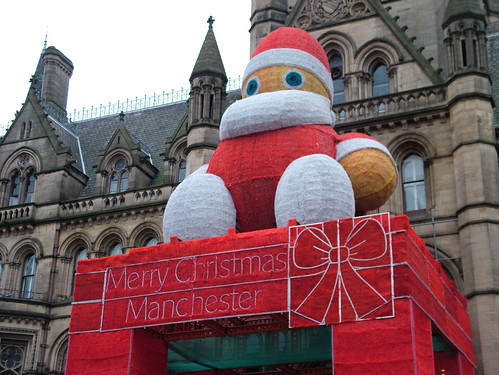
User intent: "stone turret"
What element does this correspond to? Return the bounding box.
[250,0,289,53]
[443,2,499,374]
[443,0,488,76]
[41,46,74,112]
[186,17,227,175]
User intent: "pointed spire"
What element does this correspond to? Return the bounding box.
[31,35,48,93]
[190,16,227,82]
[43,28,48,53]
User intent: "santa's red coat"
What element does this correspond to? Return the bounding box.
[207,124,341,232]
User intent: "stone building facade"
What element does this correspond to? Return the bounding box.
[0,0,497,374]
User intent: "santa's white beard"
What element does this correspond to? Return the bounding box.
[219,90,336,140]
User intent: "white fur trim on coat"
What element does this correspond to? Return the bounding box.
[220,90,334,140]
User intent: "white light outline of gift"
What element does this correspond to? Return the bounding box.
[290,217,393,325]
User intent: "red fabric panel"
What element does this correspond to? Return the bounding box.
[66,330,133,374]
[393,264,475,364]
[333,299,434,375]
[69,301,102,333]
[67,214,476,373]
[128,329,167,375]
[458,352,476,375]
[207,125,340,232]
[73,271,105,302]
[289,215,393,327]
[434,351,460,374]
[67,329,167,375]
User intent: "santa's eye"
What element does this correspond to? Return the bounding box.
[283,70,305,89]
[245,77,260,96]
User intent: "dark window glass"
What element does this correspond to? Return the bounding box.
[144,237,158,247]
[110,172,119,193]
[330,53,344,104]
[72,248,88,294]
[109,243,123,256]
[21,253,36,299]
[178,160,186,182]
[24,170,35,203]
[9,172,21,206]
[372,64,389,96]
[402,155,426,211]
[120,171,129,191]
[110,159,128,193]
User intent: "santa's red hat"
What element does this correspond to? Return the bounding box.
[243,27,335,100]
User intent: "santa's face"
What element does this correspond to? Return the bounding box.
[242,65,329,99]
[219,65,335,140]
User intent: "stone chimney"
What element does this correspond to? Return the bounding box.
[41,46,74,112]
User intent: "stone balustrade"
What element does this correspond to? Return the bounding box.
[334,85,447,124]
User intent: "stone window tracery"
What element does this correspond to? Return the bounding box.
[0,344,24,374]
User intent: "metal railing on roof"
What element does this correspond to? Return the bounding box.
[68,76,243,123]
[0,77,244,134]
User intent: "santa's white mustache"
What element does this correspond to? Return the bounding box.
[220,90,336,140]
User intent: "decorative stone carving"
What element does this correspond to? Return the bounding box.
[293,0,373,28]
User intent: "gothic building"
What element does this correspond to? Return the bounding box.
[0,0,497,374]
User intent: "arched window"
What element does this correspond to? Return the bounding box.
[24,170,35,203]
[109,158,128,193]
[9,172,21,206]
[402,154,426,212]
[0,254,3,283]
[144,237,158,247]
[372,63,389,96]
[120,170,129,191]
[21,253,36,299]
[72,248,88,294]
[178,160,186,183]
[329,53,345,104]
[74,248,88,272]
[109,243,123,256]
[55,338,68,373]
[6,162,37,206]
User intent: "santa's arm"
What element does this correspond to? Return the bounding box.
[336,133,397,214]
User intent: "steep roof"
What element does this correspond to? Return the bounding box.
[68,101,188,196]
[190,19,227,82]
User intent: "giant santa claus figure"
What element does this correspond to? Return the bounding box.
[163,27,397,242]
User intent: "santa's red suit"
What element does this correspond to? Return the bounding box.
[163,27,397,241]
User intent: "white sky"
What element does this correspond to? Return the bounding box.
[0,0,251,130]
